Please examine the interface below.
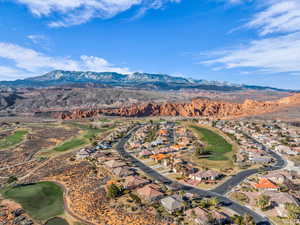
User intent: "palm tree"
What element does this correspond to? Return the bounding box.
[285,203,300,223]
[256,194,270,211]
[209,197,220,209]
[244,214,255,225]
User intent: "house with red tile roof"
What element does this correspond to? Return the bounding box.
[253,178,279,190]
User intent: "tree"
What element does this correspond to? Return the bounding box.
[199,199,210,209]
[231,214,255,225]
[244,214,255,225]
[231,215,243,225]
[279,184,289,192]
[209,197,220,208]
[7,176,18,184]
[178,190,186,199]
[256,194,271,211]
[194,145,210,158]
[285,203,300,222]
[233,154,237,163]
[129,193,141,204]
[207,213,217,225]
[107,183,123,198]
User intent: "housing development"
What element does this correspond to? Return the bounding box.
[0,116,299,225]
[1,1,300,224]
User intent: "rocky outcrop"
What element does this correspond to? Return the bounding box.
[46,93,300,120]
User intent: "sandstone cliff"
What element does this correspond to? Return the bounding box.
[45,93,300,120]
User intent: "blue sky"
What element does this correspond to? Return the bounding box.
[0,0,300,89]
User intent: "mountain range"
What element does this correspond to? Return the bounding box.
[0,70,295,92]
[0,70,299,118]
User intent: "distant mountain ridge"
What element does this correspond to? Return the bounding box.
[0,70,296,92]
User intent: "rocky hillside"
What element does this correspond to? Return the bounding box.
[48,93,300,120]
[0,87,188,114]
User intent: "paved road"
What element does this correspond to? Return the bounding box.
[116,127,271,225]
[212,131,286,195]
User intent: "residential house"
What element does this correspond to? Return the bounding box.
[189,170,222,181]
[104,160,127,169]
[211,210,230,224]
[139,150,153,158]
[263,173,287,185]
[136,184,164,202]
[112,166,135,177]
[276,145,297,155]
[76,148,95,160]
[186,207,210,225]
[253,178,279,191]
[263,191,300,217]
[124,176,150,190]
[174,163,197,176]
[160,196,184,213]
[249,156,272,164]
[150,153,169,165]
[158,129,169,137]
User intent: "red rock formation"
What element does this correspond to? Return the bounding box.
[45,93,300,120]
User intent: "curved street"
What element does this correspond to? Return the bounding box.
[212,132,286,195]
[116,126,287,225]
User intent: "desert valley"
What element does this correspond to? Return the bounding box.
[1,0,300,225]
[0,71,300,225]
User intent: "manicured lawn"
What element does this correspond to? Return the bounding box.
[42,122,115,154]
[70,123,113,140]
[190,125,232,161]
[53,138,87,152]
[3,182,64,220]
[0,130,28,150]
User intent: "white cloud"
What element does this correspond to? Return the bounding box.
[203,0,300,74]
[27,34,47,44]
[10,0,180,27]
[0,66,32,80]
[247,0,300,35]
[204,32,300,73]
[0,42,80,72]
[80,55,130,73]
[0,42,131,80]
